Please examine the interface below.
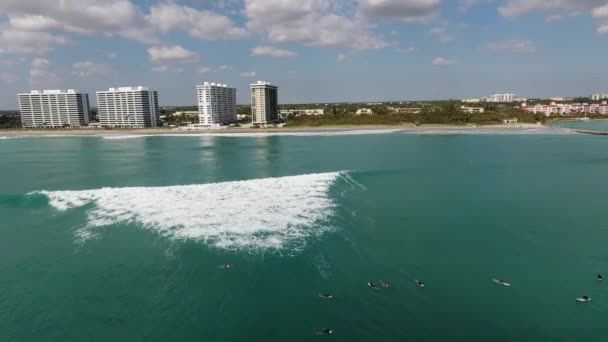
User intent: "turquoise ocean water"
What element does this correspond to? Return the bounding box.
[1,131,608,341]
[551,120,608,132]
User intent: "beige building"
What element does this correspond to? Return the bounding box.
[251,81,278,125]
[356,108,374,115]
[460,106,485,114]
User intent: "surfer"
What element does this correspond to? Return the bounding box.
[368,281,379,289]
[223,264,233,269]
[492,279,511,286]
[317,328,333,336]
[577,295,591,302]
[598,274,604,281]
[380,280,391,288]
[416,280,425,287]
[319,293,333,299]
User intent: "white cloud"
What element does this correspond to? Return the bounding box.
[251,46,298,58]
[199,66,212,74]
[240,71,257,77]
[218,65,232,71]
[245,0,388,50]
[358,0,441,23]
[407,46,419,53]
[107,52,119,60]
[427,26,453,43]
[336,53,348,63]
[592,4,608,18]
[483,39,536,53]
[0,72,19,84]
[459,0,496,12]
[598,24,608,34]
[0,29,70,55]
[499,0,606,17]
[147,45,199,63]
[148,2,249,40]
[72,61,113,78]
[545,14,563,23]
[499,0,608,35]
[432,57,455,65]
[29,58,60,88]
[0,0,158,45]
[152,65,169,72]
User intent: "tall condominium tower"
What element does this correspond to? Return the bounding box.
[96,86,159,128]
[250,81,278,125]
[18,89,90,128]
[196,82,237,126]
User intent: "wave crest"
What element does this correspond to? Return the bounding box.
[34,172,343,253]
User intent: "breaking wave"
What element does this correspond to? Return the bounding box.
[33,172,344,253]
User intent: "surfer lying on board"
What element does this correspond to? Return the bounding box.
[317,328,333,335]
[492,279,511,286]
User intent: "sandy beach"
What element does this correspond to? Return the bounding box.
[0,123,554,137]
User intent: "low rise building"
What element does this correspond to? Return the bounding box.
[462,98,481,103]
[460,106,485,114]
[279,109,324,118]
[521,101,608,116]
[503,118,519,124]
[356,108,374,115]
[391,107,422,114]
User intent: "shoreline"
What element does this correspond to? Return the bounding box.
[0,123,555,137]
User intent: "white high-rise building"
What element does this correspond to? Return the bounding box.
[485,93,516,102]
[251,81,278,125]
[97,86,159,128]
[196,82,237,126]
[592,93,608,101]
[18,89,90,128]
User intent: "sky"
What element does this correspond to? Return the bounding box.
[1,0,608,108]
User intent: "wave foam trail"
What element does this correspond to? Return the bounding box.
[34,172,343,253]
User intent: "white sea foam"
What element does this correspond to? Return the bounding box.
[100,135,154,140]
[399,127,573,135]
[34,172,343,253]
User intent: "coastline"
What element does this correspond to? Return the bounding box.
[0,123,556,137]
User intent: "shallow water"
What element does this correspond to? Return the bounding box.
[1,133,607,341]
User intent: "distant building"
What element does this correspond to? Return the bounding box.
[460,106,485,114]
[485,93,526,103]
[356,108,374,115]
[251,81,278,125]
[503,118,519,124]
[462,98,481,103]
[97,86,159,128]
[549,97,565,102]
[279,109,324,118]
[18,89,90,128]
[592,94,608,101]
[196,82,237,127]
[521,101,608,116]
[392,107,422,114]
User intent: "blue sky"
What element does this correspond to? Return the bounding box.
[1,0,608,108]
